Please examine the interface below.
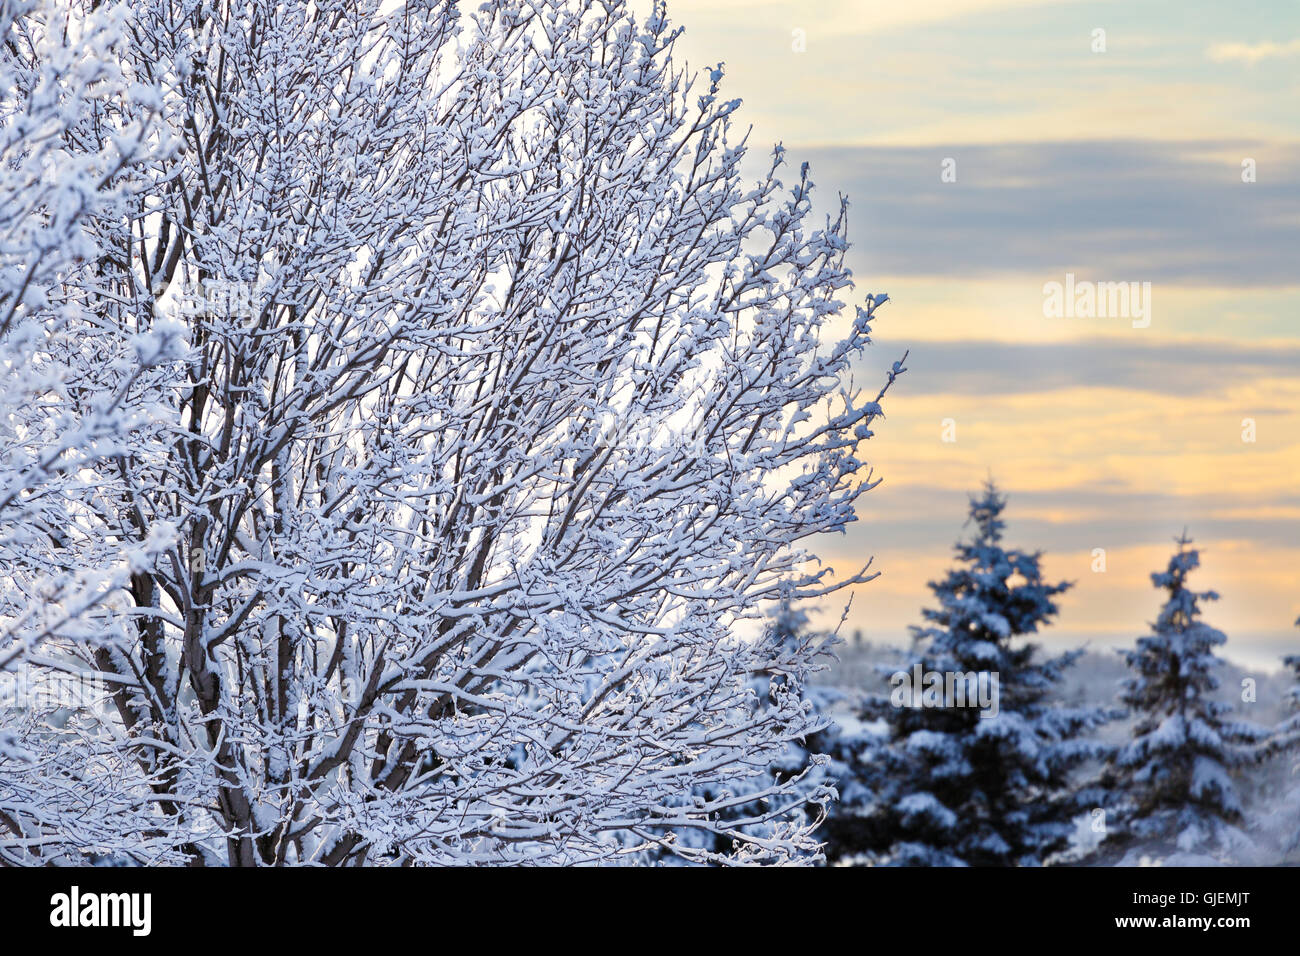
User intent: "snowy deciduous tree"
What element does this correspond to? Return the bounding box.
[0,0,174,681]
[844,483,1113,866]
[630,598,841,864]
[794,684,887,865]
[1,0,902,865]
[1097,535,1270,863]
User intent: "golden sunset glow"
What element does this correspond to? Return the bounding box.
[655,0,1300,666]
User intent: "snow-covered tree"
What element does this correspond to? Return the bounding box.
[0,0,174,682]
[629,598,842,864]
[0,6,186,852]
[1285,617,1300,714]
[1274,617,1300,751]
[1,0,903,865]
[797,688,887,864]
[1096,535,1270,864]
[1263,617,1300,858]
[840,483,1112,866]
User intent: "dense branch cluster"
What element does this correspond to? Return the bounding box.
[0,0,898,865]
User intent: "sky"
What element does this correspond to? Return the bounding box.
[646,0,1300,668]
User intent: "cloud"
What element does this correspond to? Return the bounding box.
[1207,39,1300,65]
[859,338,1300,396]
[659,0,1078,37]
[653,2,1300,146]
[794,140,1300,286]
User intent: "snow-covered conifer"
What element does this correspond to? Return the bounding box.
[845,483,1112,865]
[1264,617,1300,858]
[1098,535,1270,863]
[1284,617,1300,713]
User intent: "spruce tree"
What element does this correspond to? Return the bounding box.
[1285,617,1300,713]
[846,483,1112,865]
[1099,534,1269,862]
[1271,618,1300,857]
